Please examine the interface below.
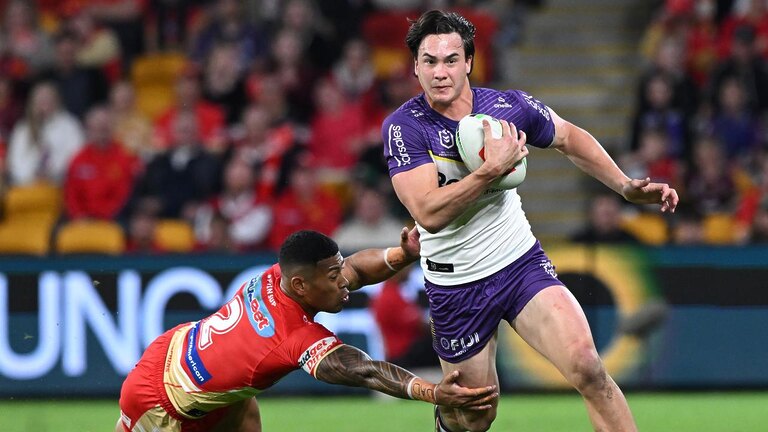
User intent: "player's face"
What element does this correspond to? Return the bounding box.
[415,32,472,108]
[305,252,350,314]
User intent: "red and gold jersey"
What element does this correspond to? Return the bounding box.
[163,264,342,418]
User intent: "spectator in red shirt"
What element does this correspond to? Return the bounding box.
[685,0,720,88]
[64,105,140,220]
[620,127,683,190]
[370,267,438,369]
[154,73,226,152]
[267,152,342,251]
[718,0,768,59]
[228,103,296,198]
[307,77,367,176]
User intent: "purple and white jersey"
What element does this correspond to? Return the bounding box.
[382,87,555,285]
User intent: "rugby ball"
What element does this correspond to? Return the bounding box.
[456,114,527,189]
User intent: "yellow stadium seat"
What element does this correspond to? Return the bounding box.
[55,220,126,255]
[0,218,55,255]
[135,84,175,121]
[154,219,195,253]
[3,182,61,220]
[131,52,188,87]
[702,213,736,245]
[621,212,669,245]
[371,47,411,79]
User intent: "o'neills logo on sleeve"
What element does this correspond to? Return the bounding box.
[388,124,411,167]
[298,336,341,376]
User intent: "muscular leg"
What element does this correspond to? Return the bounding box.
[212,397,262,432]
[513,285,637,432]
[437,335,500,432]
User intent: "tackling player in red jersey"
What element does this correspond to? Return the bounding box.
[116,228,498,432]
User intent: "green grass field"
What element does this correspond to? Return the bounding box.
[1,392,766,431]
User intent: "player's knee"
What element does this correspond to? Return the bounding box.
[566,345,606,394]
[458,408,496,432]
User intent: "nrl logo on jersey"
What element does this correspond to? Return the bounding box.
[438,129,454,148]
[493,96,513,108]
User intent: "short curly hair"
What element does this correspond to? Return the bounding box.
[278,230,339,269]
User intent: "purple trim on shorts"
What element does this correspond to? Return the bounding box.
[425,241,563,363]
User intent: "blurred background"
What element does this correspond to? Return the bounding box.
[0,0,767,429]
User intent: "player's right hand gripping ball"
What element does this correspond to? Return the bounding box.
[456,113,527,189]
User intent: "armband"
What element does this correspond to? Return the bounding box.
[406,376,417,399]
[383,248,397,272]
[408,377,436,404]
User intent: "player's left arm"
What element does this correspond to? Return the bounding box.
[314,344,497,410]
[341,226,420,291]
[549,107,679,213]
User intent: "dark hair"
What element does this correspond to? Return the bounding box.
[278,230,339,269]
[405,10,476,60]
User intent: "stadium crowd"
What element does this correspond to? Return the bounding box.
[0,0,766,259]
[614,0,768,245]
[0,0,439,254]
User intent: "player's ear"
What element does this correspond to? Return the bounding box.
[466,55,473,76]
[290,275,307,296]
[413,59,418,78]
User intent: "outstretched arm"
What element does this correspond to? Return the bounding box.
[342,226,420,291]
[549,108,679,213]
[315,344,497,410]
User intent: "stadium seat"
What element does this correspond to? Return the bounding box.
[454,8,498,84]
[132,52,188,120]
[135,83,175,120]
[131,52,188,87]
[371,47,411,79]
[702,213,736,245]
[621,212,669,245]
[0,218,55,255]
[363,10,416,79]
[55,220,126,255]
[154,219,196,253]
[3,182,62,221]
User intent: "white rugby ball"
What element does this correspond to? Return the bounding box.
[455,113,527,189]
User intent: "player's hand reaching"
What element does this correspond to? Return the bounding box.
[478,119,528,179]
[399,226,421,261]
[621,177,679,213]
[434,371,498,411]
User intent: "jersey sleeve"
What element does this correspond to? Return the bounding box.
[290,324,343,378]
[382,112,433,177]
[508,90,556,149]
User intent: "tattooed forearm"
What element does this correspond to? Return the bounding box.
[409,378,436,403]
[314,345,420,400]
